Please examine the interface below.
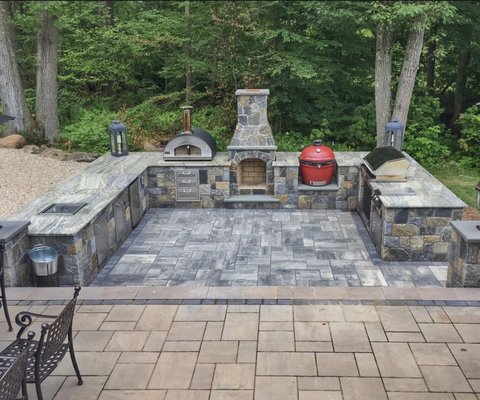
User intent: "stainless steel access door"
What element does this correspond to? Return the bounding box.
[129,179,141,228]
[93,211,110,267]
[113,199,128,242]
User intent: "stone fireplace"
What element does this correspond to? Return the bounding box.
[228,89,276,196]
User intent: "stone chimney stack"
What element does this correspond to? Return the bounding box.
[228,89,276,150]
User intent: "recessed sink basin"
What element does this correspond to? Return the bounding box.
[40,203,88,215]
[378,187,416,196]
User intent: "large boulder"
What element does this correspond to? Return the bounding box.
[0,134,27,149]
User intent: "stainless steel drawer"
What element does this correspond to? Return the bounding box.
[175,170,200,202]
[176,170,196,177]
[177,178,197,188]
[177,188,199,201]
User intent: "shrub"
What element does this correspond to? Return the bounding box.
[458,106,480,169]
[403,95,451,168]
[60,108,116,154]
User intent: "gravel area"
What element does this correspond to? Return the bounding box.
[0,148,88,219]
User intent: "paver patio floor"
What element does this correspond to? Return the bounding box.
[3,287,480,400]
[92,209,448,288]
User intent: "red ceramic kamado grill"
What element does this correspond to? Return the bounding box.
[299,140,336,186]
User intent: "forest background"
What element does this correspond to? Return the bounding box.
[0,1,479,178]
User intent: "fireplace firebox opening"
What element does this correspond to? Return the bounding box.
[239,159,266,187]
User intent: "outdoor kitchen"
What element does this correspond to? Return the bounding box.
[1,89,467,287]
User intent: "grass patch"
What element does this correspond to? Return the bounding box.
[429,166,479,208]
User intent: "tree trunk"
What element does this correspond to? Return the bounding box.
[451,49,470,126]
[426,25,437,90]
[375,21,393,147]
[392,16,425,129]
[185,1,192,102]
[451,25,472,126]
[35,11,59,143]
[0,1,35,135]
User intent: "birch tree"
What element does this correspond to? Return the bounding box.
[373,2,455,147]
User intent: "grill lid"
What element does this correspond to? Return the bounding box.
[362,146,411,181]
[364,146,405,170]
[300,140,335,163]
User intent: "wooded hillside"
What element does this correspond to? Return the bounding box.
[0,1,479,170]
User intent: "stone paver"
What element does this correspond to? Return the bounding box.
[198,341,238,363]
[372,343,422,378]
[258,331,294,351]
[105,363,154,390]
[255,376,297,400]
[420,366,472,393]
[212,364,255,389]
[410,343,457,366]
[91,209,448,287]
[419,323,463,343]
[331,322,371,352]
[9,293,480,400]
[341,377,387,400]
[257,352,317,376]
[316,353,359,377]
[148,352,197,389]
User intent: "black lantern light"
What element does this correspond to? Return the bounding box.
[108,120,128,157]
[384,120,405,151]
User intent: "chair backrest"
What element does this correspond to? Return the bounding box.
[40,287,80,362]
[0,332,35,400]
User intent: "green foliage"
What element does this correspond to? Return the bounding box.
[3,0,478,161]
[458,106,480,169]
[403,95,451,168]
[60,109,116,154]
[274,131,316,152]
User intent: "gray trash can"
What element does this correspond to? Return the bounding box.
[27,245,58,276]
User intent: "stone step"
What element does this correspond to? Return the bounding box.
[224,195,280,203]
[298,182,339,191]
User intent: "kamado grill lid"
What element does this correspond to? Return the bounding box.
[300,140,335,163]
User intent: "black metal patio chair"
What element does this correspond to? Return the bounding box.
[0,331,35,400]
[0,263,13,331]
[0,287,83,400]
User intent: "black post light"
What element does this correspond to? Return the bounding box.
[108,120,129,157]
[384,120,405,151]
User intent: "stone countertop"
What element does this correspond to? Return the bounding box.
[370,155,466,209]
[450,221,480,243]
[272,151,367,167]
[7,150,465,236]
[7,152,230,236]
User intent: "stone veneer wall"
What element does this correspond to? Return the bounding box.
[379,207,463,261]
[2,228,31,286]
[273,165,299,207]
[447,223,480,287]
[25,183,143,286]
[148,166,230,208]
[296,166,360,211]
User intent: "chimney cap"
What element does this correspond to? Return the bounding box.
[235,89,270,96]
